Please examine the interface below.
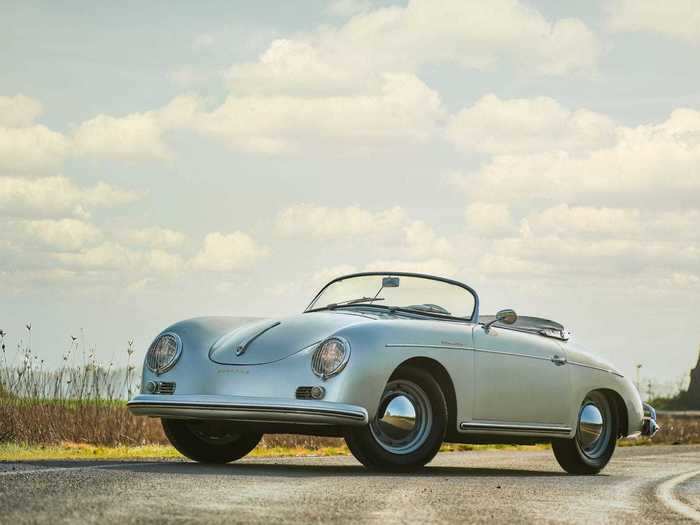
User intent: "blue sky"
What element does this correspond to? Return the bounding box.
[1,0,699,393]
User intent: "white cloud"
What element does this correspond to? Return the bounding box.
[229,0,598,96]
[465,202,514,235]
[72,112,169,160]
[448,95,616,155]
[277,204,407,239]
[157,95,203,128]
[52,241,184,275]
[327,0,372,17]
[607,0,700,43]
[144,249,184,274]
[0,95,42,127]
[477,253,552,276]
[122,227,186,249]
[198,73,445,153]
[670,272,700,289]
[20,218,102,251]
[191,231,269,272]
[650,210,700,240]
[228,39,357,96]
[403,220,451,258]
[310,264,359,288]
[524,205,641,238]
[465,107,700,207]
[474,224,700,281]
[53,241,139,271]
[0,175,139,218]
[0,125,69,173]
[365,258,458,277]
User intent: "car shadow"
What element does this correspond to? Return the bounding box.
[2,459,567,478]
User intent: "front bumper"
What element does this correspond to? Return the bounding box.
[127,394,369,426]
[641,402,660,437]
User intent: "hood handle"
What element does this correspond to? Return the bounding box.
[236,321,281,356]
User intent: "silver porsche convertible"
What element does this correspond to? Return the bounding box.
[128,272,658,473]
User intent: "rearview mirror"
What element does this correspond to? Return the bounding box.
[484,308,517,332]
[382,276,400,288]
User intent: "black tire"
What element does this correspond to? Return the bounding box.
[162,419,262,464]
[552,391,618,475]
[345,366,447,471]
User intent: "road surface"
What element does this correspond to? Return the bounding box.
[1,445,699,523]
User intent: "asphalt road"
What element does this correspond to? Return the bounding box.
[1,445,699,524]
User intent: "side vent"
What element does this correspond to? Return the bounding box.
[295,386,313,399]
[156,382,176,395]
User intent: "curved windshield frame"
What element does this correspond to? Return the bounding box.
[305,272,479,321]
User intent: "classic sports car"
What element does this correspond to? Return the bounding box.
[128,272,658,473]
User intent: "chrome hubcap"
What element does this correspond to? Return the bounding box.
[576,393,611,459]
[578,403,604,449]
[370,380,432,455]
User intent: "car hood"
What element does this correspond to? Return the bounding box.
[209,311,374,365]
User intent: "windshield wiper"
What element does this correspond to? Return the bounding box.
[327,297,385,309]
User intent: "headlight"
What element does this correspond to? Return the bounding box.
[146,332,182,375]
[311,337,350,379]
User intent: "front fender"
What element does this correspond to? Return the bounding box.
[327,320,474,425]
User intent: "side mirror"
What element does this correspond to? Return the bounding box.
[484,309,517,332]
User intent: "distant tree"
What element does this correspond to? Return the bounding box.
[650,346,700,410]
[686,346,700,409]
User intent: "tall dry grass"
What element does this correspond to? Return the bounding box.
[0,327,156,445]
[0,326,341,448]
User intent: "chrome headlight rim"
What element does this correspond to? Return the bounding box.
[311,336,351,380]
[146,332,182,375]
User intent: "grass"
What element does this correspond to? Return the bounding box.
[0,442,181,461]
[0,442,352,461]
[0,442,554,461]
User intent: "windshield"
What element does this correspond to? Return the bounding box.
[306,273,477,320]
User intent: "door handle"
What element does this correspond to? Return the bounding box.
[551,355,567,366]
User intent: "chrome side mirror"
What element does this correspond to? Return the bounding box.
[484,309,517,332]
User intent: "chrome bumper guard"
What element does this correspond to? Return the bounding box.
[642,402,660,437]
[127,394,369,426]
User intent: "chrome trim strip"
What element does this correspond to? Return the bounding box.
[127,394,368,426]
[385,343,475,351]
[568,360,621,376]
[473,347,553,363]
[460,421,572,434]
[386,344,622,377]
[386,344,563,365]
[236,321,281,356]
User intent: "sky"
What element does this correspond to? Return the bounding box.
[1,0,699,393]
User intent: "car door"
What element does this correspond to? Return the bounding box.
[471,325,570,426]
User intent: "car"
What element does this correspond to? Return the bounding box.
[128,271,659,473]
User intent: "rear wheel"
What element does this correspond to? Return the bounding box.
[162,419,262,464]
[552,391,617,475]
[345,367,447,471]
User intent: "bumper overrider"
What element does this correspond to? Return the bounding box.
[641,402,660,437]
[127,394,369,426]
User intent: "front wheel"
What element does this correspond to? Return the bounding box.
[162,419,262,464]
[345,367,447,471]
[552,391,618,475]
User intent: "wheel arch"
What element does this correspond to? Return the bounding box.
[596,388,629,438]
[389,357,458,440]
